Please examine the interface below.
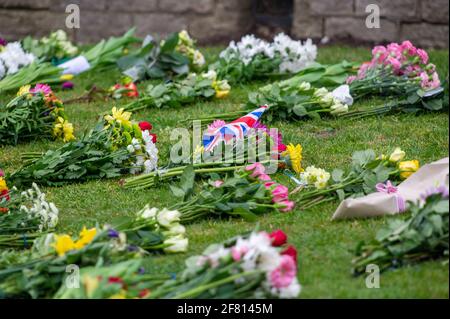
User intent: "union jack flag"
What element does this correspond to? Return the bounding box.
[202,105,268,152]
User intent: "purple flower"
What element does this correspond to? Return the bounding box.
[421,185,449,201]
[107,228,119,238]
[138,267,146,275]
[0,37,7,47]
[30,84,52,95]
[62,81,74,90]
[127,245,138,252]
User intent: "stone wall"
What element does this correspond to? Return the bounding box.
[293,0,449,48]
[0,0,448,48]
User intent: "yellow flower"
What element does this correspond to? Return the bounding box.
[17,85,31,97]
[109,290,127,299]
[74,227,97,249]
[104,107,132,127]
[0,178,8,192]
[53,234,77,256]
[283,144,304,174]
[60,74,74,81]
[53,117,75,142]
[389,147,406,163]
[398,160,420,180]
[215,90,230,99]
[83,275,100,298]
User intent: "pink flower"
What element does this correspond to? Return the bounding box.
[401,40,417,56]
[419,71,430,88]
[387,57,402,72]
[372,45,387,57]
[270,255,297,288]
[417,49,429,64]
[269,230,288,247]
[0,169,4,177]
[387,43,402,57]
[245,162,265,178]
[278,143,287,153]
[207,120,226,132]
[62,81,74,90]
[30,84,52,95]
[231,245,249,261]
[264,181,276,189]
[282,245,298,265]
[346,75,357,84]
[258,174,271,181]
[278,200,295,212]
[429,72,441,89]
[213,180,224,188]
[272,185,289,199]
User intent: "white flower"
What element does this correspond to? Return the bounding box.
[313,87,328,98]
[330,102,349,115]
[193,50,205,67]
[0,61,5,80]
[299,82,311,91]
[202,69,217,81]
[164,235,189,253]
[0,42,35,75]
[275,281,302,298]
[164,223,186,236]
[332,84,354,106]
[127,145,135,153]
[157,208,181,228]
[139,205,159,220]
[389,147,406,163]
[300,166,331,189]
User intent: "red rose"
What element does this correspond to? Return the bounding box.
[150,133,157,144]
[269,230,287,247]
[126,83,139,98]
[108,277,124,285]
[281,245,298,265]
[139,288,150,298]
[0,189,10,201]
[139,121,153,132]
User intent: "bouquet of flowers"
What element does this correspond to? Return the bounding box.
[124,115,298,190]
[347,41,442,99]
[122,70,230,112]
[167,163,294,223]
[352,187,449,275]
[295,148,420,210]
[0,182,59,248]
[22,30,78,63]
[8,107,158,187]
[0,208,188,298]
[0,29,138,93]
[117,30,205,82]
[199,81,351,124]
[55,230,301,299]
[0,39,35,80]
[0,84,74,145]
[211,33,317,83]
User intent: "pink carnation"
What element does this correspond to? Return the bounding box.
[258,174,272,182]
[270,255,297,288]
[401,40,417,56]
[417,49,429,64]
[278,200,295,212]
[30,84,52,95]
[346,75,357,84]
[272,185,289,199]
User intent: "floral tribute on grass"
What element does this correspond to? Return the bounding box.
[122,70,230,113]
[0,84,74,145]
[0,182,59,248]
[212,33,317,83]
[352,187,449,275]
[0,40,35,80]
[8,108,158,187]
[166,164,294,223]
[0,29,137,93]
[0,208,188,298]
[342,41,448,119]
[295,148,420,210]
[124,109,301,190]
[54,229,301,299]
[22,30,78,64]
[118,30,205,82]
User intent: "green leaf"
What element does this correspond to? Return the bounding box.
[169,185,185,198]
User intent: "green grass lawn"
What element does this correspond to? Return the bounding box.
[0,45,448,298]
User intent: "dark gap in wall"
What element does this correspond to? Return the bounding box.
[252,0,294,39]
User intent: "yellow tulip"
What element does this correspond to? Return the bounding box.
[60,74,74,81]
[398,160,420,180]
